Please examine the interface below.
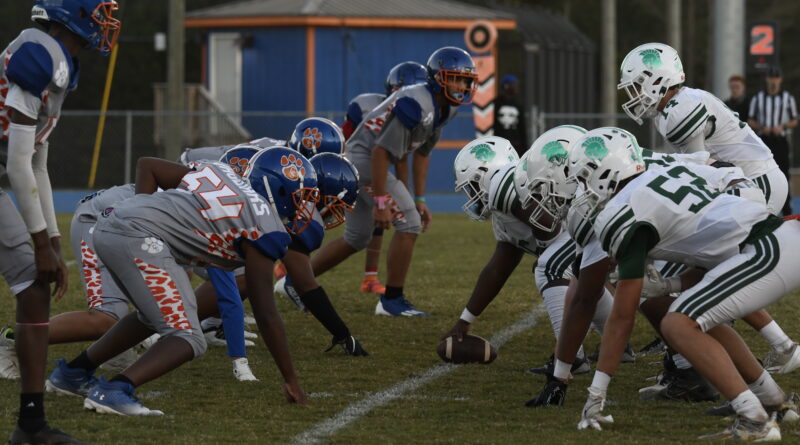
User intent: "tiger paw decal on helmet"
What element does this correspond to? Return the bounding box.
[281,154,307,181]
[302,128,323,150]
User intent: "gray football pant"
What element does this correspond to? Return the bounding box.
[93,229,207,357]
[0,190,36,296]
[69,214,130,320]
[344,154,421,251]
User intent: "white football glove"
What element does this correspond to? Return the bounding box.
[577,387,614,431]
[641,264,681,298]
[608,264,680,298]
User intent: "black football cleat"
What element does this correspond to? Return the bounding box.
[326,336,368,357]
[8,423,89,445]
[527,354,590,376]
[525,374,568,407]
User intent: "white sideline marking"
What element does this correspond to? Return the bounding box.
[288,304,546,445]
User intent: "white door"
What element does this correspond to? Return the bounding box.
[209,32,242,124]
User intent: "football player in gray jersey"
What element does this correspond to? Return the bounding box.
[342,61,429,298]
[46,151,311,416]
[0,2,120,443]
[311,47,478,316]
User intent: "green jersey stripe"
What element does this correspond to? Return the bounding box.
[492,169,515,213]
[672,112,709,145]
[666,103,703,136]
[601,208,635,253]
[545,241,577,282]
[575,217,594,247]
[668,105,708,143]
[598,206,630,247]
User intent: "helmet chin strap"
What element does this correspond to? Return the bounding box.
[261,177,283,220]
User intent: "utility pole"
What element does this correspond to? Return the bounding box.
[710,0,744,98]
[666,0,681,53]
[601,0,617,126]
[165,0,185,160]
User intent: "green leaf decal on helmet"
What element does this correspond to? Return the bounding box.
[639,48,662,70]
[470,143,496,162]
[582,136,608,161]
[541,141,569,166]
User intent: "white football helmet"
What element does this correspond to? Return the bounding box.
[568,127,645,217]
[513,125,586,231]
[454,136,520,220]
[618,43,685,125]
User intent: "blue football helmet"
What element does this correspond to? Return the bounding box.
[426,47,478,105]
[32,0,121,55]
[385,61,429,95]
[245,147,319,234]
[287,117,345,158]
[309,153,359,230]
[219,145,259,177]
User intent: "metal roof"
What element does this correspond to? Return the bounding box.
[187,0,514,20]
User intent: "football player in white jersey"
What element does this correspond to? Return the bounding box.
[442,129,611,375]
[570,128,800,440]
[618,42,788,215]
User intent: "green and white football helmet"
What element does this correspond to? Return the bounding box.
[513,125,586,231]
[618,43,685,125]
[568,127,645,217]
[454,136,520,220]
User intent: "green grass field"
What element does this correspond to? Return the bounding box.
[3,213,800,444]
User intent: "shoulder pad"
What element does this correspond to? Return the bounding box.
[248,231,291,261]
[6,42,57,96]
[290,219,324,252]
[595,203,636,257]
[487,165,517,214]
[346,100,364,125]
[664,95,709,146]
[392,96,422,129]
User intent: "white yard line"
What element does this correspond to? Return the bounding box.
[288,303,546,445]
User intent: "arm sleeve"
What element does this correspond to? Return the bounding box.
[207,268,246,358]
[666,102,709,146]
[32,143,59,237]
[5,42,54,98]
[6,122,47,234]
[616,224,660,280]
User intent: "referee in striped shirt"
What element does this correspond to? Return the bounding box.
[748,66,798,215]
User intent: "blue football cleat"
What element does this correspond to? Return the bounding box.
[83,377,164,416]
[375,295,430,317]
[45,358,98,397]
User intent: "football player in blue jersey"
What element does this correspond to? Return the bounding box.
[311,47,477,317]
[0,1,120,443]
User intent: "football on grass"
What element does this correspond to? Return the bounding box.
[437,334,497,364]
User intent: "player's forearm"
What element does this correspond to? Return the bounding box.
[466,244,523,316]
[7,122,47,235]
[395,157,409,189]
[596,279,643,376]
[370,146,391,196]
[135,157,189,194]
[412,151,429,197]
[557,274,604,363]
[32,144,60,237]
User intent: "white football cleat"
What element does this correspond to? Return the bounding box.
[232,358,258,381]
[764,343,800,374]
[243,330,258,339]
[0,326,19,379]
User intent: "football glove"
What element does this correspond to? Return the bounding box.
[577,387,614,431]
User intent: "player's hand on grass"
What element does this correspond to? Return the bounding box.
[577,388,613,431]
[441,319,470,342]
[284,381,310,406]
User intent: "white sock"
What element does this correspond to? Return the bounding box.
[731,390,768,422]
[672,353,692,370]
[554,359,571,380]
[589,371,612,398]
[590,288,614,334]
[748,370,785,407]
[542,286,568,338]
[760,321,794,353]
